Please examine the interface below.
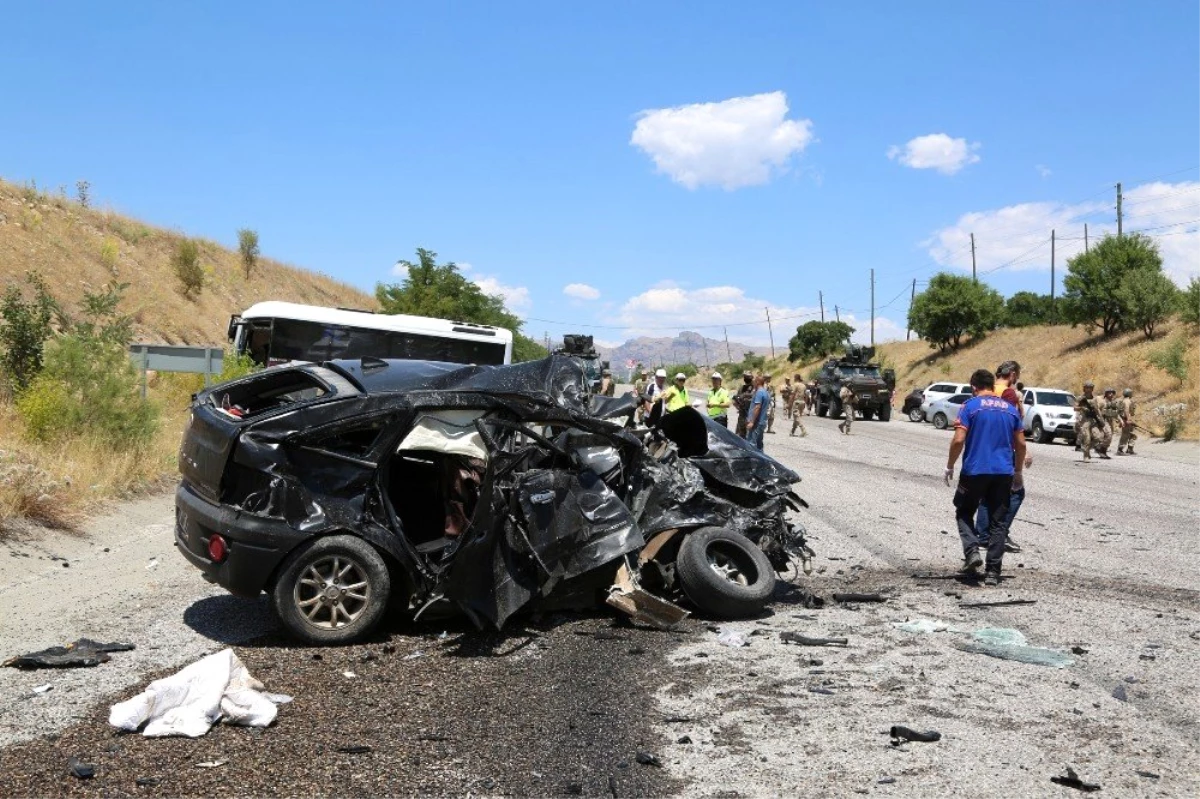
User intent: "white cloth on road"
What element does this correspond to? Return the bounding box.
[108,648,290,737]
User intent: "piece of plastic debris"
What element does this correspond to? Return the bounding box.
[953,628,1074,669]
[635,751,662,767]
[889,726,941,744]
[809,687,835,695]
[403,650,425,660]
[1135,770,1160,780]
[337,745,372,754]
[5,639,136,670]
[717,631,748,648]
[438,631,450,640]
[109,649,289,738]
[1070,646,1089,655]
[343,670,357,678]
[1112,684,1128,702]
[32,683,52,694]
[832,592,885,603]
[959,599,1036,609]
[878,776,897,784]
[195,760,227,769]
[135,777,160,787]
[780,632,848,647]
[676,735,692,744]
[893,619,951,634]
[146,558,158,569]
[1050,765,1101,792]
[67,757,95,779]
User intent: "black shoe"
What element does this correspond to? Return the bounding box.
[962,549,983,573]
[1004,537,1022,553]
[1099,452,1111,460]
[983,570,1001,587]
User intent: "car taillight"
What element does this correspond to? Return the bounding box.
[208,534,228,563]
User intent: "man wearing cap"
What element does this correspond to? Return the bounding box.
[662,372,691,413]
[643,368,667,419]
[1117,388,1137,455]
[706,372,731,428]
[1075,381,1109,461]
[733,371,755,437]
[745,374,770,450]
[599,368,615,397]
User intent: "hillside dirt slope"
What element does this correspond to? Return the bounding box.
[0,178,374,346]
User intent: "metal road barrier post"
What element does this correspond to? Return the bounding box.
[129,345,224,398]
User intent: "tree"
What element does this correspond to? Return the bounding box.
[237,229,260,279]
[0,272,57,392]
[787,320,855,362]
[376,248,547,362]
[1117,267,1179,339]
[908,272,1004,351]
[1061,233,1163,337]
[1004,291,1054,327]
[173,238,204,298]
[1179,277,1200,328]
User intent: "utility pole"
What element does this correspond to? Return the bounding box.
[703,338,710,370]
[870,268,875,347]
[1116,182,1123,237]
[723,327,732,363]
[970,232,977,283]
[1084,223,1089,253]
[765,307,775,359]
[1050,229,1056,323]
[834,305,840,323]
[819,291,825,323]
[906,278,916,341]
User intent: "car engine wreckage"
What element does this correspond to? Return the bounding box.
[176,354,814,644]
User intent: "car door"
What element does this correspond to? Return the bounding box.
[1022,390,1036,430]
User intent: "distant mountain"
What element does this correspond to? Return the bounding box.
[596,331,769,373]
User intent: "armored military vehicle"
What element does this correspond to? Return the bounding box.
[555,334,608,394]
[813,345,896,422]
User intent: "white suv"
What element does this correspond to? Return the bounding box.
[1021,387,1077,444]
[919,382,973,423]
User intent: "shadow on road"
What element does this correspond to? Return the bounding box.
[182,594,279,645]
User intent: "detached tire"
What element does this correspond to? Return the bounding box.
[676,527,775,619]
[272,535,391,645]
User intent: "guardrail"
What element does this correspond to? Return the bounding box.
[129,345,224,397]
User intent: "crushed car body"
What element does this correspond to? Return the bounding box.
[175,354,813,643]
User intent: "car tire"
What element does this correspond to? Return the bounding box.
[1030,418,1051,444]
[932,412,948,430]
[675,527,775,618]
[816,397,827,417]
[829,397,842,420]
[861,408,875,422]
[908,406,924,423]
[879,404,892,422]
[272,534,391,646]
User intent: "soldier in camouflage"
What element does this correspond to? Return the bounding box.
[733,371,755,437]
[1075,381,1110,461]
[1117,388,1138,455]
[837,383,857,435]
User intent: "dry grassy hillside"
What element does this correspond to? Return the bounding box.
[0,178,374,345]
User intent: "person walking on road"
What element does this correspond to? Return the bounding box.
[1075,381,1109,461]
[765,373,778,434]
[837,383,857,434]
[945,368,1027,586]
[706,372,731,428]
[974,360,1032,555]
[733,371,755,437]
[745,375,770,451]
[781,378,794,420]
[1117,388,1138,455]
[790,402,808,437]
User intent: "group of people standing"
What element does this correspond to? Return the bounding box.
[1074,383,1139,460]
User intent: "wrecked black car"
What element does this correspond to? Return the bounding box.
[175,355,813,644]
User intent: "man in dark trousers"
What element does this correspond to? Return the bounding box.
[733,371,755,437]
[944,368,1027,586]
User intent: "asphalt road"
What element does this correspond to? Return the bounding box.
[1,406,1197,797]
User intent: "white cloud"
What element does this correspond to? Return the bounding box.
[563,283,601,301]
[925,180,1200,284]
[472,275,531,311]
[610,282,904,348]
[1036,164,1052,179]
[887,133,981,175]
[630,91,815,190]
[391,261,409,277]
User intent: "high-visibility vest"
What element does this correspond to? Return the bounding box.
[664,386,690,412]
[707,387,730,417]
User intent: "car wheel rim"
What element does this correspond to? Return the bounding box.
[706,542,754,586]
[293,555,371,630]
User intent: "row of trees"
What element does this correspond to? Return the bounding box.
[910,233,1197,351]
[173,229,261,298]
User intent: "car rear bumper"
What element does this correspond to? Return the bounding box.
[175,483,308,597]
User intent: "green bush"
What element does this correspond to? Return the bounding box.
[237,228,260,279]
[1148,336,1188,387]
[0,272,57,392]
[15,376,73,441]
[1180,277,1200,328]
[173,238,204,298]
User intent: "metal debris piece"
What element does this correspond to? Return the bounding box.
[889,726,941,744]
[1112,684,1128,702]
[5,639,136,670]
[337,745,372,754]
[635,751,661,767]
[832,592,885,603]
[959,599,1037,608]
[780,632,848,647]
[195,760,227,768]
[67,757,95,779]
[1050,766,1101,792]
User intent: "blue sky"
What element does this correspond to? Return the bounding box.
[4,1,1197,348]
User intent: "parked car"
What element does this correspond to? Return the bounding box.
[919,382,973,422]
[175,355,813,645]
[926,393,970,429]
[901,388,926,422]
[1021,387,1077,443]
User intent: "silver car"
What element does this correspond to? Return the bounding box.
[925,393,970,430]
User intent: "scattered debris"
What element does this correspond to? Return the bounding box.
[893,619,954,634]
[1139,653,1156,661]
[1135,770,1160,780]
[1070,646,1089,655]
[195,760,227,769]
[135,777,160,787]
[676,735,692,744]
[1112,684,1128,702]
[109,649,291,738]
[889,726,941,744]
[662,714,692,723]
[878,776,897,784]
[66,757,95,779]
[1050,765,1101,792]
[959,599,1037,609]
[4,639,135,670]
[146,557,158,569]
[780,632,848,647]
[808,687,835,695]
[635,751,662,767]
[403,651,425,661]
[833,592,885,603]
[717,630,748,648]
[337,745,372,754]
[954,628,1074,669]
[32,683,52,694]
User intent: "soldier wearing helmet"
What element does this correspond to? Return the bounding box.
[1102,388,1121,445]
[1075,380,1110,461]
[1117,388,1138,455]
[733,370,755,437]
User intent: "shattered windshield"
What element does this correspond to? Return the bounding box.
[839,366,880,378]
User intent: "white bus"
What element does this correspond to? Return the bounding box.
[228,301,514,367]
